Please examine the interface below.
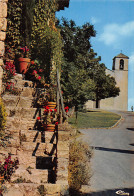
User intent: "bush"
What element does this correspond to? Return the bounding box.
[69,140,92,195]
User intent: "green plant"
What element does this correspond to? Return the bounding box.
[0,98,7,136]
[12,176,26,183]
[37,185,47,196]
[20,133,27,142]
[69,140,92,194]
[31,0,63,83]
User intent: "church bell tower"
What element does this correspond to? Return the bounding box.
[112,53,129,111]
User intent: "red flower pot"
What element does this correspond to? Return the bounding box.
[18,57,30,74]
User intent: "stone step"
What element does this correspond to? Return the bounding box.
[5,107,44,119]
[2,183,69,196]
[21,142,57,156]
[11,167,48,184]
[5,117,37,130]
[11,74,34,88]
[2,94,33,108]
[20,130,57,144]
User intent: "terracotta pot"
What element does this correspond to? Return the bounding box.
[18,57,30,74]
[44,102,56,109]
[44,124,55,132]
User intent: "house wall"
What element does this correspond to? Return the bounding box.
[0,0,8,93]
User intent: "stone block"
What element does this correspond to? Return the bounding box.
[57,150,69,158]
[0,17,7,31]
[0,2,7,17]
[57,141,69,151]
[57,158,69,171]
[0,31,6,41]
[44,184,61,195]
[0,41,4,56]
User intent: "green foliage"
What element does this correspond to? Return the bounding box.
[88,53,120,105]
[0,98,7,135]
[31,0,63,83]
[58,18,96,108]
[6,0,23,50]
[37,185,47,196]
[69,140,92,194]
[58,18,120,108]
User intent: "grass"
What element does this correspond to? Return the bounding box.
[69,109,121,129]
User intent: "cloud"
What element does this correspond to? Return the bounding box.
[90,17,100,24]
[129,53,134,72]
[99,21,134,47]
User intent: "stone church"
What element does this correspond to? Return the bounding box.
[85,53,129,111]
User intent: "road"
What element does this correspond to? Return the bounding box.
[80,111,134,196]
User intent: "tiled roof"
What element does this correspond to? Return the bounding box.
[57,0,70,11]
[114,53,129,59]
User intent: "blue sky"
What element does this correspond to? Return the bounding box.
[56,0,134,111]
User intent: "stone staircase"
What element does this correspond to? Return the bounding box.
[1,74,70,196]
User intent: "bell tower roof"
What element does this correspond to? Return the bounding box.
[113,53,129,59]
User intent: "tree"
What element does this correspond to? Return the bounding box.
[57,18,96,109]
[88,51,120,107]
[58,18,120,110]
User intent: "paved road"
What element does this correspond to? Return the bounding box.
[80,111,134,196]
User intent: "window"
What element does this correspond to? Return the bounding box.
[120,59,124,70]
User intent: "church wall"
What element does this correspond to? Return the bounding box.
[85,54,129,111]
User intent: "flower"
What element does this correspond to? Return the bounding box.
[31,61,34,65]
[39,69,43,72]
[55,122,58,125]
[64,106,69,113]
[38,76,41,80]
[37,117,40,120]
[32,70,37,75]
[19,46,29,58]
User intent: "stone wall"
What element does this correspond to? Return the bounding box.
[0,0,8,93]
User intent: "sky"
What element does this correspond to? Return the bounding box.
[56,0,134,111]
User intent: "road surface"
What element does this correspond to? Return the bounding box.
[80,111,134,196]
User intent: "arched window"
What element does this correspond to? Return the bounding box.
[120,59,124,70]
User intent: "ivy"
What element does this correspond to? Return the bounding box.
[31,0,63,83]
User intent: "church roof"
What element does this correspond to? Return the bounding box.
[114,53,129,59]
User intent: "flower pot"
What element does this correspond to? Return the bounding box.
[45,102,56,109]
[18,57,30,74]
[44,124,55,132]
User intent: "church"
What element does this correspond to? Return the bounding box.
[85,53,129,111]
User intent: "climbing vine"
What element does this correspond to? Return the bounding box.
[31,0,63,83]
[6,0,23,51]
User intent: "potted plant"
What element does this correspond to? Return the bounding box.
[17,46,30,74]
[44,84,57,109]
[37,106,58,132]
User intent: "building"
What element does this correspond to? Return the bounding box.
[85,53,129,111]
